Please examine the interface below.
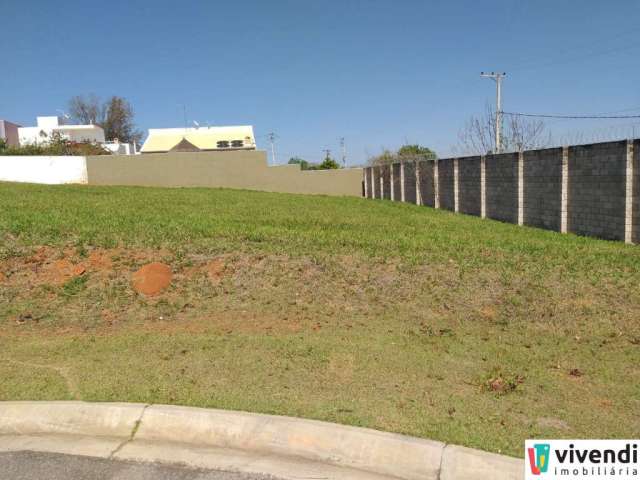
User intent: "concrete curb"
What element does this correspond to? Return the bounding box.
[0,401,522,480]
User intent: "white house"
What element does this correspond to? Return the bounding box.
[18,116,105,146]
[140,125,256,153]
[102,140,137,155]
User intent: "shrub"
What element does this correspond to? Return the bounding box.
[0,133,110,156]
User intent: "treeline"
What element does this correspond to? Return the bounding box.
[288,155,341,170]
[367,144,437,166]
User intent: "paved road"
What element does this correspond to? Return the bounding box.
[0,451,282,480]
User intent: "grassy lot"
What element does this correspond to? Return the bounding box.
[1,181,639,457]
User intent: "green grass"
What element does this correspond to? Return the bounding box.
[0,181,639,457]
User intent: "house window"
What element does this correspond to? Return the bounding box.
[231,140,244,148]
[217,140,229,148]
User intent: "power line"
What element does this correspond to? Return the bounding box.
[503,112,640,120]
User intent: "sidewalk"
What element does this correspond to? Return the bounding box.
[0,401,523,480]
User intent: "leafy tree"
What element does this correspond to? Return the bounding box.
[68,94,143,144]
[102,96,143,144]
[289,155,340,170]
[397,144,437,161]
[368,144,437,166]
[316,155,340,170]
[288,157,310,170]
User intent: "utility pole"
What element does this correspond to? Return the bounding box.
[339,137,346,167]
[480,72,506,153]
[322,148,331,160]
[177,104,188,133]
[267,132,277,165]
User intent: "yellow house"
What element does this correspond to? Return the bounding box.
[140,126,256,154]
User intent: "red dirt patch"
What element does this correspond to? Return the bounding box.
[131,262,172,296]
[207,258,226,285]
[87,250,113,271]
[41,259,85,285]
[0,271,6,283]
[26,246,54,265]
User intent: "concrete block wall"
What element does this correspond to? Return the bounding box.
[403,162,417,204]
[363,139,639,244]
[633,140,640,243]
[372,166,382,199]
[438,159,455,211]
[363,167,373,198]
[381,165,391,200]
[392,163,402,201]
[523,148,563,231]
[568,141,627,241]
[458,156,482,216]
[486,152,519,224]
[418,160,436,207]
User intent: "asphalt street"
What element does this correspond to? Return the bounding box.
[0,451,282,480]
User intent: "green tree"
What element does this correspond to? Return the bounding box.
[288,157,310,170]
[367,144,437,166]
[316,155,340,170]
[367,149,396,166]
[397,144,437,161]
[102,96,143,144]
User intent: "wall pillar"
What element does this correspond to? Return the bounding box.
[518,151,524,226]
[434,160,440,208]
[561,146,569,233]
[625,139,634,244]
[379,167,384,199]
[453,158,459,213]
[390,164,395,200]
[480,155,486,218]
[371,167,376,198]
[363,169,369,198]
[415,161,421,205]
[400,162,405,202]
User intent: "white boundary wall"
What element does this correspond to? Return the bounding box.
[0,156,88,184]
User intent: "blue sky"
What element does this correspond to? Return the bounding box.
[2,0,639,164]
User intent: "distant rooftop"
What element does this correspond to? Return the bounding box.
[141,125,256,153]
